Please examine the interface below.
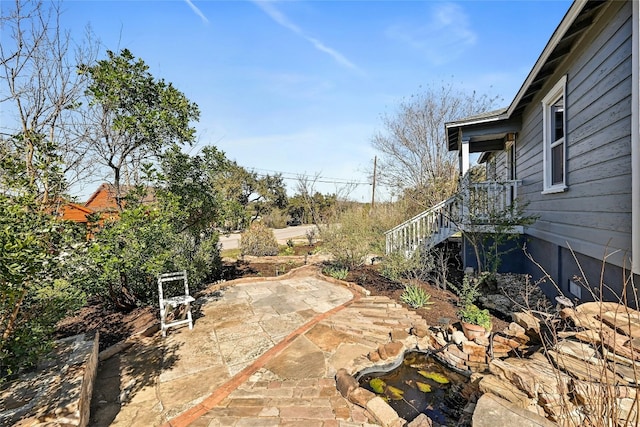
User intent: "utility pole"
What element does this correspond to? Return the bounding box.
[371,156,377,209]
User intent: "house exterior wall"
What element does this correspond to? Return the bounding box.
[513,0,636,301]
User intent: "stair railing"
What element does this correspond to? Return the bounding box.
[385,180,521,256]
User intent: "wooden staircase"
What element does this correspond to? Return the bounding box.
[385,180,522,257]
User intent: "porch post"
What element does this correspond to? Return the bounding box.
[460,137,470,177]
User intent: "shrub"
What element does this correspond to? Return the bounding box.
[81,199,221,309]
[450,272,489,308]
[280,246,295,256]
[400,283,433,309]
[306,228,317,246]
[381,252,412,282]
[322,265,349,280]
[319,202,410,269]
[0,196,86,379]
[320,207,374,269]
[261,209,288,229]
[240,222,279,256]
[381,249,434,283]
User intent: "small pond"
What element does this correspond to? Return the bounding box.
[357,351,470,425]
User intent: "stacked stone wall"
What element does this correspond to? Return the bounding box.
[0,333,99,427]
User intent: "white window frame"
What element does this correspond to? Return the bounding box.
[541,75,568,194]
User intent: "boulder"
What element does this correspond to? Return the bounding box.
[366,396,404,427]
[348,386,376,407]
[407,413,433,426]
[472,393,557,427]
[511,311,540,337]
[478,375,534,409]
[335,369,358,398]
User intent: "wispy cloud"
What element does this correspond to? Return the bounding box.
[184,0,209,24]
[386,2,476,65]
[259,71,335,98]
[252,1,361,73]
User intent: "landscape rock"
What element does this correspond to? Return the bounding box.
[0,333,99,427]
[348,386,376,407]
[335,369,358,398]
[511,311,541,337]
[478,375,534,409]
[489,357,570,398]
[378,343,388,359]
[479,294,513,317]
[411,325,429,338]
[383,341,404,359]
[390,329,410,341]
[407,413,433,426]
[451,330,466,345]
[366,396,404,427]
[472,393,557,427]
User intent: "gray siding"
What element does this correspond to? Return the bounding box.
[516,0,633,270]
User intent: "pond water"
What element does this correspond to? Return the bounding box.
[357,351,469,425]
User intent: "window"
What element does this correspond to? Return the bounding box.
[542,76,568,193]
[569,279,582,299]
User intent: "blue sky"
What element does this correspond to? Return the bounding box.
[14,0,573,201]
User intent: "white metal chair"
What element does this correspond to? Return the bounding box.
[158,270,195,337]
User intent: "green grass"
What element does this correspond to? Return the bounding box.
[221,248,241,259]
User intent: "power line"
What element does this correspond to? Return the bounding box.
[248,167,371,186]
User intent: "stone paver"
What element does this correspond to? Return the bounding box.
[94,266,429,426]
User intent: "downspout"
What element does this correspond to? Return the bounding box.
[633,0,639,275]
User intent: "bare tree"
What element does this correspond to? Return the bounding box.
[0,0,98,202]
[295,173,325,227]
[371,82,499,213]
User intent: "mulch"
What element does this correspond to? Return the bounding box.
[346,265,510,332]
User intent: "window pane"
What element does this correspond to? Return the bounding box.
[552,142,564,185]
[552,98,564,142]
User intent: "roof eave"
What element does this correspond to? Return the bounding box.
[446,0,590,151]
[445,111,510,130]
[506,0,589,117]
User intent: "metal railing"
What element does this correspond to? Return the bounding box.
[385,180,521,256]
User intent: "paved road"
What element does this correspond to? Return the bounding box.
[218,224,318,251]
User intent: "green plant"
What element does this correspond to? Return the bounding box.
[400,283,433,309]
[0,195,86,379]
[306,228,317,246]
[280,245,295,256]
[457,304,492,331]
[320,208,373,269]
[81,195,222,309]
[240,222,279,256]
[322,265,349,280]
[381,249,435,283]
[450,273,489,308]
[381,252,412,282]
